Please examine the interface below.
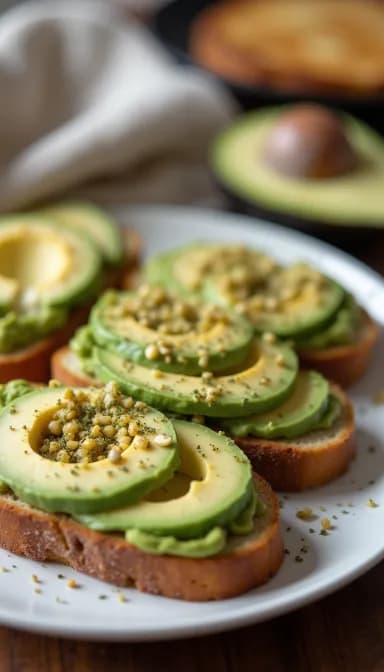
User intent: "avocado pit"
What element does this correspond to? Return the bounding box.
[262,104,359,179]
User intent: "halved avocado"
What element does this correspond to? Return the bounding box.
[0,215,102,311]
[78,419,253,539]
[220,370,329,439]
[92,337,298,417]
[40,202,123,266]
[212,107,384,231]
[89,288,254,374]
[0,387,178,515]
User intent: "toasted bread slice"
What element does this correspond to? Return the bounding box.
[298,311,379,387]
[234,384,355,491]
[0,473,282,601]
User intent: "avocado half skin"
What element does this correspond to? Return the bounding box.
[218,183,383,246]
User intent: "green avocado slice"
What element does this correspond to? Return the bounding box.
[296,294,360,350]
[0,379,40,494]
[0,387,178,515]
[205,267,345,339]
[144,243,345,339]
[92,337,298,417]
[40,201,124,266]
[211,107,384,225]
[89,289,254,375]
[144,242,277,297]
[0,215,102,311]
[219,371,329,439]
[77,419,253,538]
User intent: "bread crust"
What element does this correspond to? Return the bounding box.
[51,347,98,386]
[298,311,379,387]
[0,474,283,601]
[234,385,355,491]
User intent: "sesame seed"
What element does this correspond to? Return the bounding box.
[144,344,160,361]
[296,508,314,521]
[321,518,331,530]
[131,435,149,451]
[108,447,121,463]
[66,579,79,589]
[154,433,173,447]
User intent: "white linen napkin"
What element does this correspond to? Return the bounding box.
[0,0,235,211]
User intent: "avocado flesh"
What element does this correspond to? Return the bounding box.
[212,108,384,225]
[144,243,345,339]
[144,243,277,297]
[92,338,298,418]
[295,295,360,350]
[40,202,124,266]
[0,388,179,515]
[125,478,266,558]
[0,304,68,354]
[0,379,38,410]
[78,419,253,538]
[205,274,345,339]
[0,380,39,494]
[219,371,330,439]
[144,244,214,296]
[90,290,254,375]
[0,215,102,312]
[126,526,227,558]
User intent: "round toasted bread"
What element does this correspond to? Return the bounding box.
[0,473,283,601]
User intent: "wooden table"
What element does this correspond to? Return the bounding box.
[0,235,383,672]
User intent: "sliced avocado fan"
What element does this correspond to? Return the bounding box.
[143,242,345,339]
[78,419,254,540]
[219,370,331,439]
[89,287,254,375]
[92,335,298,418]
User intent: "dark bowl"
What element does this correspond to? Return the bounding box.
[150,0,384,134]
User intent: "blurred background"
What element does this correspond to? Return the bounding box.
[0,0,382,250]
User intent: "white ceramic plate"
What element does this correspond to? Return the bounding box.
[0,205,383,642]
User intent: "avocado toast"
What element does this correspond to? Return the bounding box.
[0,202,141,383]
[52,285,356,491]
[0,380,282,601]
[144,242,378,386]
